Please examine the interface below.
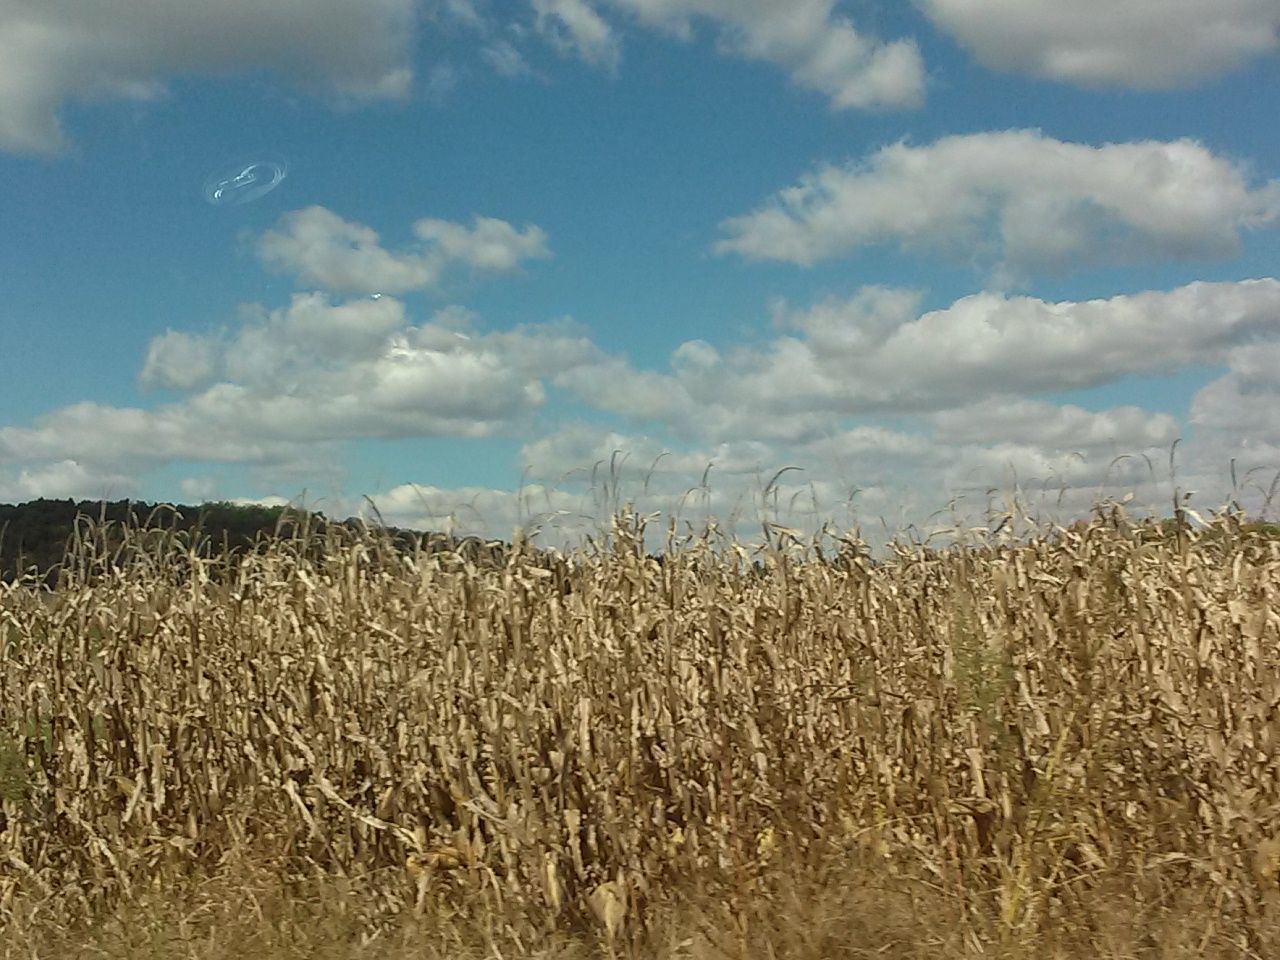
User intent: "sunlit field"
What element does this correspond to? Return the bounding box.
[1,499,1279,959]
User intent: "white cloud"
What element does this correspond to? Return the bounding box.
[140,330,221,391]
[617,0,925,108]
[272,292,410,356]
[716,131,1280,279]
[530,0,924,109]
[0,400,293,470]
[2,290,601,478]
[1190,341,1280,468]
[554,358,697,424]
[771,286,925,353]
[517,423,829,529]
[413,216,553,272]
[928,397,1181,454]
[482,40,537,77]
[217,293,413,389]
[508,404,1191,553]
[257,207,438,293]
[533,0,621,69]
[16,271,1277,539]
[536,277,1280,532]
[520,423,689,483]
[0,0,417,154]
[179,476,219,501]
[853,281,1280,405]
[420,5,544,84]
[561,280,1280,435]
[357,481,595,543]
[424,0,487,32]
[207,304,595,440]
[340,424,1236,555]
[917,0,1280,90]
[255,206,552,294]
[0,459,141,504]
[935,441,1157,501]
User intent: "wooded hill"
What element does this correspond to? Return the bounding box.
[0,498,509,589]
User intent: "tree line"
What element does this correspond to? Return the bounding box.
[0,497,508,589]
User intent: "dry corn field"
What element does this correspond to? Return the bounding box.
[2,506,1280,959]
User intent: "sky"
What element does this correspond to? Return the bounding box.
[1,0,1279,551]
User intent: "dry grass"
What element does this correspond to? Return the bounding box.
[1,501,1279,957]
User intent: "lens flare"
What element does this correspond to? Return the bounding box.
[202,158,288,207]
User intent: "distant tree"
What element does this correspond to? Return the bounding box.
[0,497,530,589]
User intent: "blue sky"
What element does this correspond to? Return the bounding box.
[1,0,1278,548]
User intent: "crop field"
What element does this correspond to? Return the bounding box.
[1,506,1279,958]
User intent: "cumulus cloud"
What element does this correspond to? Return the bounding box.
[508,404,1190,553]
[928,398,1181,454]
[518,423,827,528]
[916,0,1280,90]
[356,480,596,543]
[0,459,141,504]
[17,271,1276,540]
[413,216,553,272]
[560,279,1280,435]
[539,277,1280,533]
[0,400,293,470]
[15,278,1270,546]
[555,358,698,425]
[255,206,552,294]
[771,286,925,353]
[347,420,1229,555]
[1190,341,1280,476]
[850,281,1280,405]
[179,476,220,502]
[519,422,756,487]
[716,131,1280,280]
[140,330,221,391]
[0,0,417,154]
[1,291,601,478]
[531,0,924,109]
[206,300,595,440]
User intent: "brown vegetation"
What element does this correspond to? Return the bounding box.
[1,504,1279,957]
